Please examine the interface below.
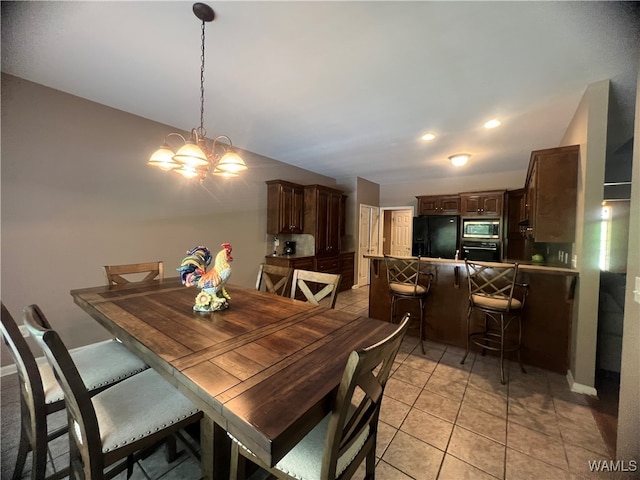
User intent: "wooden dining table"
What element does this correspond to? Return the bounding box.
[70,277,398,479]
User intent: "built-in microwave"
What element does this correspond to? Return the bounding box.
[462,219,500,239]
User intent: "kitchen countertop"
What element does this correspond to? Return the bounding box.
[266,253,315,259]
[363,254,578,276]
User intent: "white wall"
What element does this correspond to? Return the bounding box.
[0,74,335,365]
[561,79,610,389]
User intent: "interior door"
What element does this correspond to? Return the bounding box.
[391,209,412,256]
[358,205,380,287]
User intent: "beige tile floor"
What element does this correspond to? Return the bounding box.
[2,286,617,479]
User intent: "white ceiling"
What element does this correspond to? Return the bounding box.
[2,1,639,185]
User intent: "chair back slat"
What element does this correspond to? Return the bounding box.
[255,264,292,296]
[23,306,104,477]
[290,269,342,308]
[321,315,410,478]
[103,261,164,286]
[465,260,519,310]
[0,303,47,463]
[384,256,431,293]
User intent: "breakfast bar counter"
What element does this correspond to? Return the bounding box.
[365,256,578,373]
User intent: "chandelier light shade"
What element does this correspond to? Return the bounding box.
[147,3,247,181]
[449,153,470,167]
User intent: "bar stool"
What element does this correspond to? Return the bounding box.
[384,255,433,354]
[460,260,529,384]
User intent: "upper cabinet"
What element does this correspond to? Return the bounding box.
[524,145,579,243]
[416,195,460,215]
[505,188,527,260]
[304,185,343,256]
[266,180,304,234]
[459,190,505,217]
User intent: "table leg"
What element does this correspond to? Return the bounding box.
[200,416,231,480]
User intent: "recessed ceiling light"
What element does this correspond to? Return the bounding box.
[448,154,470,167]
[484,119,501,129]
[421,133,436,141]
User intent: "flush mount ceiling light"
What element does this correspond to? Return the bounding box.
[421,132,436,141]
[148,3,247,180]
[484,119,501,129]
[449,153,470,167]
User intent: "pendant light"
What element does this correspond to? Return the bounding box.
[148,3,247,180]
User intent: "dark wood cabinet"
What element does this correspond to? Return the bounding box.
[460,190,504,217]
[505,188,526,260]
[266,180,304,234]
[265,253,354,293]
[339,252,355,291]
[524,145,579,243]
[304,185,343,256]
[416,195,460,215]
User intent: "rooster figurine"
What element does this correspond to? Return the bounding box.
[178,243,233,312]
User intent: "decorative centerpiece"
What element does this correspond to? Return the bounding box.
[178,243,233,312]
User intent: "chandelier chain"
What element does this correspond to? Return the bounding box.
[198,19,206,137]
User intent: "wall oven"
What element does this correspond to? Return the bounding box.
[462,219,500,239]
[461,241,500,262]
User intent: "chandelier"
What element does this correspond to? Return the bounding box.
[148,3,247,180]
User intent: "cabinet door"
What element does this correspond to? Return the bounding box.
[530,147,578,242]
[417,196,440,215]
[439,196,461,215]
[525,161,538,239]
[460,195,482,216]
[267,181,304,234]
[290,186,304,233]
[505,189,526,260]
[481,193,503,216]
[329,193,341,253]
[316,189,330,254]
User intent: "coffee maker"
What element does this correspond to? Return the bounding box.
[283,241,296,255]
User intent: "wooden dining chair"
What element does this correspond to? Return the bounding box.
[255,263,293,296]
[1,303,148,480]
[290,269,342,309]
[103,261,164,286]
[23,306,203,480]
[229,314,411,480]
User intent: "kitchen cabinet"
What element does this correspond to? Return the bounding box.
[504,188,526,260]
[460,190,505,217]
[265,252,354,293]
[304,185,343,256]
[416,195,460,215]
[339,252,355,291]
[524,145,579,243]
[266,180,304,234]
[265,255,314,300]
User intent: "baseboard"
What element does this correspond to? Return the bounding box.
[566,369,598,397]
[1,340,115,378]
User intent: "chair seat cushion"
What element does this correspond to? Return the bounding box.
[389,282,426,296]
[39,339,148,404]
[230,413,370,480]
[472,294,522,311]
[91,369,200,453]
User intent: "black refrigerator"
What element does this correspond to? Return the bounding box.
[412,215,460,258]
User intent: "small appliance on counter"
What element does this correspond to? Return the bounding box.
[283,241,296,255]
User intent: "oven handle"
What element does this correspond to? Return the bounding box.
[463,246,497,251]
